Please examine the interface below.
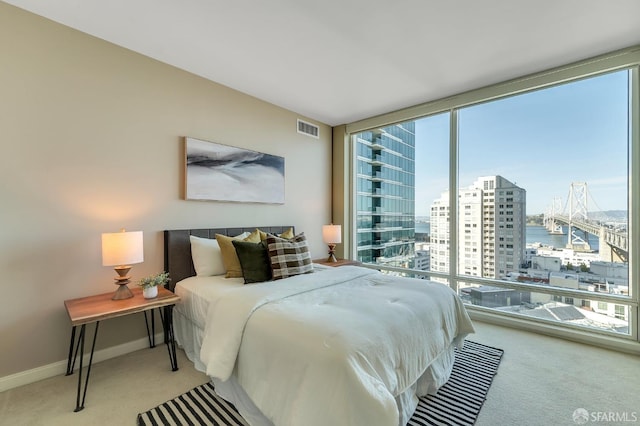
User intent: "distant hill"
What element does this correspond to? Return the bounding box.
[526,214,544,225]
[588,210,627,222]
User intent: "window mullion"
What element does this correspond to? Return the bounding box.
[630,65,640,341]
[449,109,459,292]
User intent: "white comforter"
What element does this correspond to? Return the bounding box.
[199,266,474,426]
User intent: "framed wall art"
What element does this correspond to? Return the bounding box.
[185,137,285,204]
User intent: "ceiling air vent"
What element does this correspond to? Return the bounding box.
[297,119,319,139]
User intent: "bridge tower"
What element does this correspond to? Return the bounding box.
[566,182,590,251]
[544,197,564,234]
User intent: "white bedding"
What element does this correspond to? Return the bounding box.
[175,265,474,426]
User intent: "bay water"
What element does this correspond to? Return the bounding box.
[415,223,599,251]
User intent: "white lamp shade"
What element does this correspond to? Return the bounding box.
[322,224,342,244]
[101,230,144,266]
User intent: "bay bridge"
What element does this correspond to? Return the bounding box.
[543,182,628,263]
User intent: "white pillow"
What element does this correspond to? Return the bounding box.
[190,236,225,276]
[234,231,251,239]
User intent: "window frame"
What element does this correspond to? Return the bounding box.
[344,46,640,347]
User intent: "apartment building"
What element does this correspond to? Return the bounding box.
[430,176,526,279]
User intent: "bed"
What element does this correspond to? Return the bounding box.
[164,226,475,426]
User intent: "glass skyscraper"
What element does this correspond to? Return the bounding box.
[354,122,415,267]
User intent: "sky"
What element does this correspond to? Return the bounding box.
[414,69,629,217]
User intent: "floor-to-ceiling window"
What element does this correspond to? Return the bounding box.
[455,70,631,335]
[348,48,638,344]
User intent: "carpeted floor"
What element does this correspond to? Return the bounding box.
[138,340,503,426]
[4,322,640,425]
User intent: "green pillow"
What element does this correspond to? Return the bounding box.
[232,240,272,284]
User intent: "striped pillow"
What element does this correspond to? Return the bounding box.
[266,233,314,280]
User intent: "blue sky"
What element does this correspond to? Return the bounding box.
[414,69,629,216]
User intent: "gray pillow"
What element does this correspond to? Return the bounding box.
[232,240,272,284]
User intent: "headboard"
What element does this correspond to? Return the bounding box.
[164,226,294,291]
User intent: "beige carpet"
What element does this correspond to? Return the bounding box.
[0,347,208,426]
[1,321,639,426]
[474,322,640,426]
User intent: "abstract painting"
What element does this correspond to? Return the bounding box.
[185,137,285,203]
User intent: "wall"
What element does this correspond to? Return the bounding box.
[0,3,332,380]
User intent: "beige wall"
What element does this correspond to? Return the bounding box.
[0,3,332,378]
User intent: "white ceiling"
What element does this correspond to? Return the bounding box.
[5,0,640,126]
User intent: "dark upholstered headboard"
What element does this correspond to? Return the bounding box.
[164,226,294,291]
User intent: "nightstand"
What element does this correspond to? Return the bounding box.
[313,258,361,267]
[64,286,180,412]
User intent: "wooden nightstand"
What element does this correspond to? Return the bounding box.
[313,258,361,267]
[64,286,180,412]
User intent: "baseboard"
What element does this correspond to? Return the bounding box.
[0,332,164,393]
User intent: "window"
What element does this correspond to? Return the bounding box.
[459,72,632,334]
[348,48,638,343]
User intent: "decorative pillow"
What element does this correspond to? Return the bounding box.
[279,227,295,239]
[232,240,272,284]
[189,236,225,276]
[257,227,295,240]
[234,231,251,240]
[216,230,262,278]
[266,233,314,280]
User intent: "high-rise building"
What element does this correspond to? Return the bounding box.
[430,194,451,276]
[354,123,415,267]
[430,175,526,278]
[415,248,431,276]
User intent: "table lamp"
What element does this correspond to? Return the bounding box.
[322,224,342,263]
[102,229,144,300]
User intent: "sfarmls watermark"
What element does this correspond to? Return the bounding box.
[573,408,638,424]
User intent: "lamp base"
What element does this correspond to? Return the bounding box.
[112,265,134,300]
[112,283,133,300]
[326,243,337,263]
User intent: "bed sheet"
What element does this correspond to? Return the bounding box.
[174,274,244,329]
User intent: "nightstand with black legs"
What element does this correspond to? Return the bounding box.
[64,286,180,412]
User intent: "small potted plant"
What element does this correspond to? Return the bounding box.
[138,271,170,299]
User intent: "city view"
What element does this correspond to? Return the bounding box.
[355,69,630,335]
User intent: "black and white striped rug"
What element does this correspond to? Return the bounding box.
[137,340,503,426]
[408,340,503,425]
